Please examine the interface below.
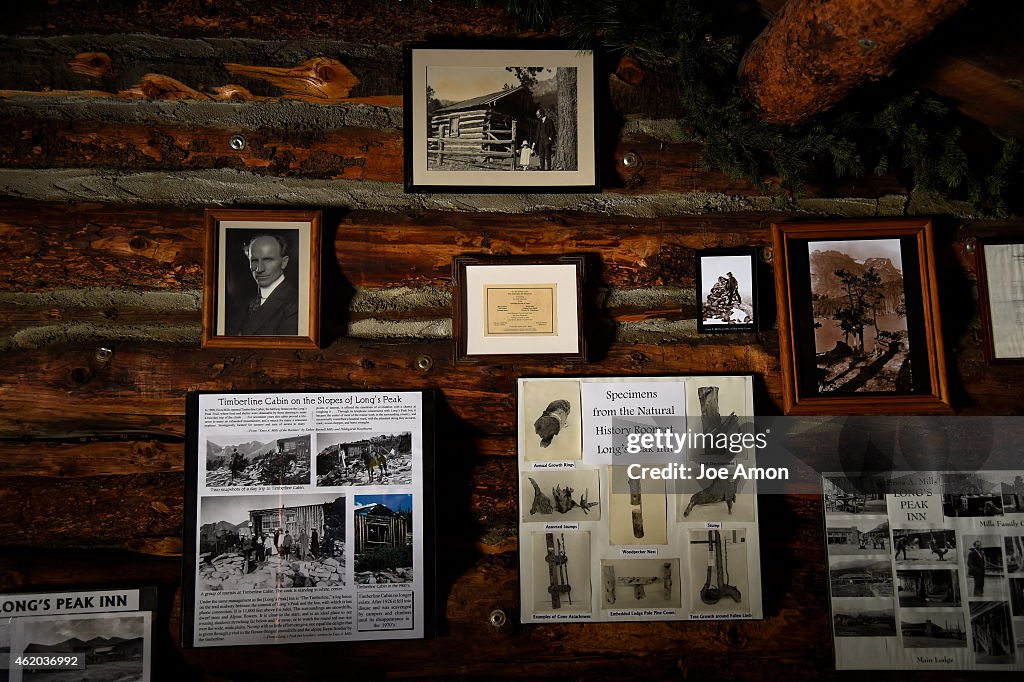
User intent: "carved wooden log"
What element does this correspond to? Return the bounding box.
[738,0,970,124]
[225,57,359,101]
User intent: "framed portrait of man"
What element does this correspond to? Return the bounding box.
[202,209,321,349]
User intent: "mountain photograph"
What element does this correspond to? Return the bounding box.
[808,239,912,394]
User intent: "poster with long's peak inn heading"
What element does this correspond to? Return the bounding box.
[824,471,1024,670]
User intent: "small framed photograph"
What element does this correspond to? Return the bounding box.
[772,219,950,414]
[975,239,1024,363]
[404,42,599,193]
[202,209,321,349]
[696,248,758,333]
[453,255,586,363]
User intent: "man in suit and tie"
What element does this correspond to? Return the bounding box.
[232,233,299,336]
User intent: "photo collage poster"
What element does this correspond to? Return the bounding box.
[0,588,155,682]
[824,471,1024,670]
[517,376,763,622]
[182,391,432,646]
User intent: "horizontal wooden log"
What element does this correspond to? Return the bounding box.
[0,439,183,477]
[0,339,786,439]
[0,108,907,196]
[6,1,526,43]
[0,118,404,180]
[0,35,404,101]
[0,472,184,551]
[0,166,915,216]
[0,201,776,292]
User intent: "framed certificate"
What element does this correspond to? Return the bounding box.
[976,239,1024,363]
[452,255,587,363]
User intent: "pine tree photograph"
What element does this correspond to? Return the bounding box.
[808,239,911,393]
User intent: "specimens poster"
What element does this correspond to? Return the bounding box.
[823,471,1024,670]
[183,390,433,646]
[517,375,763,623]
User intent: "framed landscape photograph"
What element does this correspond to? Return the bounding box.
[975,238,1024,363]
[202,209,321,349]
[772,220,950,414]
[696,248,758,333]
[452,255,586,363]
[404,43,599,193]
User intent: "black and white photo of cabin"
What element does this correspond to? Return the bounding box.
[809,239,911,393]
[198,493,346,591]
[969,601,1016,664]
[205,432,311,487]
[426,65,577,172]
[17,612,147,682]
[315,431,413,486]
[353,495,413,585]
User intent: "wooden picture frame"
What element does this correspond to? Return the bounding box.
[202,209,321,349]
[696,247,759,333]
[452,255,587,364]
[404,42,599,193]
[975,238,1024,363]
[772,219,950,414]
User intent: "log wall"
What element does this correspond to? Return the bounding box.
[0,2,1021,680]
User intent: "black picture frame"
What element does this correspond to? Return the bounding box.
[695,248,759,333]
[404,41,600,194]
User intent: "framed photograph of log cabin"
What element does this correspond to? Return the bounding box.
[975,238,1024,363]
[202,209,321,349]
[453,255,587,363]
[696,248,759,333]
[404,43,599,193]
[772,219,950,414]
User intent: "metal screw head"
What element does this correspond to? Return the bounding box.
[488,609,507,628]
[964,237,977,255]
[95,347,113,363]
[415,355,433,371]
[622,151,641,169]
[229,134,247,151]
[759,246,774,264]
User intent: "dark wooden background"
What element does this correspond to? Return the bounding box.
[0,2,1021,679]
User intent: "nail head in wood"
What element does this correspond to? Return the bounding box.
[488,609,507,628]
